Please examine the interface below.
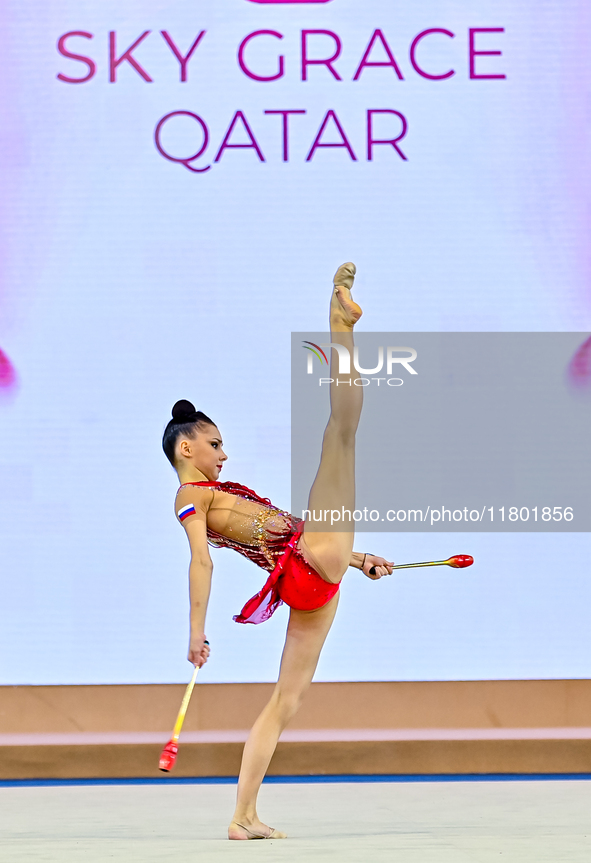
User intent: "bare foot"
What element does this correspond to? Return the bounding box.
[330,286,363,331]
[228,819,287,840]
[330,262,362,331]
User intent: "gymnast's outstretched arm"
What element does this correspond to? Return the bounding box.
[350,551,394,579]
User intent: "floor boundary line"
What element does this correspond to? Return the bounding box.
[2,773,591,788]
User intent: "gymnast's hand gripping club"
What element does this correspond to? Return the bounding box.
[158,663,200,772]
[368,554,473,575]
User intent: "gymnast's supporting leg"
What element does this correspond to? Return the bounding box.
[229,595,339,839]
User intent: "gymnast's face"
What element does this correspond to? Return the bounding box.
[177,423,227,481]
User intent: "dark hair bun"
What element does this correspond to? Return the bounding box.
[171,399,198,423]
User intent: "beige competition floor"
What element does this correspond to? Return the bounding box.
[1,778,590,862]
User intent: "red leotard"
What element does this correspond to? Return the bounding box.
[178,481,339,624]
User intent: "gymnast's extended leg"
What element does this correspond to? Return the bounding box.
[298,262,363,583]
[228,264,363,839]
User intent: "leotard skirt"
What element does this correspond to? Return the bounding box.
[234,527,340,624]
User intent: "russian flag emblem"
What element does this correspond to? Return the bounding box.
[178,504,197,522]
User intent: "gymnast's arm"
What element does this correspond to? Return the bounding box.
[349,551,394,580]
[178,491,213,667]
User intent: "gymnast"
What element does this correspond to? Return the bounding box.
[162,263,394,840]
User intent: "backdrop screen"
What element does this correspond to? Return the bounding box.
[0,0,589,684]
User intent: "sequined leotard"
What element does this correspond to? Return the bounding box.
[176,480,339,624]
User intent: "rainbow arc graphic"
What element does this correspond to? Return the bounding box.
[302,340,329,373]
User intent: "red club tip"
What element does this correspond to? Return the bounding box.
[448,554,474,568]
[158,739,178,772]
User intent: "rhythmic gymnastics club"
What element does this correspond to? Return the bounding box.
[158,664,200,772]
[369,554,473,575]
